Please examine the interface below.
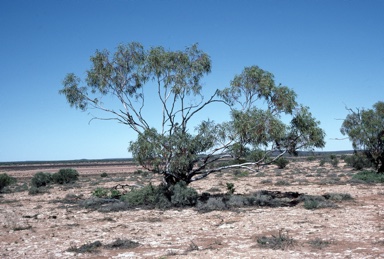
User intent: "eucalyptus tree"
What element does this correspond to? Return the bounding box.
[341,101,384,173]
[60,42,325,186]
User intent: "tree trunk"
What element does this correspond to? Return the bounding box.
[378,157,384,173]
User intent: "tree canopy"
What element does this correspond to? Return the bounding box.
[341,101,384,173]
[60,42,326,186]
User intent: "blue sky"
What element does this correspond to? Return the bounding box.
[1,0,383,162]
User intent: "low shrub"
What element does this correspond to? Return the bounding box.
[28,185,49,195]
[67,238,140,253]
[233,170,249,178]
[226,182,235,194]
[196,190,303,212]
[100,172,108,178]
[120,181,198,209]
[306,156,316,161]
[330,156,339,167]
[274,157,289,169]
[120,183,171,208]
[319,158,326,166]
[0,173,16,192]
[31,172,52,188]
[133,169,150,177]
[196,197,227,212]
[104,238,140,249]
[92,187,110,198]
[301,195,337,210]
[260,179,273,184]
[344,153,373,170]
[308,238,333,249]
[52,169,79,184]
[351,170,384,183]
[323,192,353,201]
[92,187,122,199]
[256,229,296,250]
[67,241,102,253]
[170,181,199,207]
[275,179,291,186]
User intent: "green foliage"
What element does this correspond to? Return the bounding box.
[352,170,384,183]
[0,173,16,192]
[319,158,326,166]
[100,172,108,178]
[31,172,53,188]
[120,184,163,207]
[120,182,198,209]
[110,189,122,199]
[28,185,48,195]
[129,127,215,185]
[226,182,235,194]
[196,196,227,212]
[303,198,322,210]
[306,156,316,161]
[233,170,249,177]
[317,155,339,167]
[302,195,337,210]
[133,169,150,177]
[92,187,110,198]
[51,169,79,184]
[196,190,303,212]
[341,101,384,172]
[169,181,198,207]
[344,153,373,170]
[29,170,79,194]
[274,157,289,169]
[329,155,339,167]
[60,42,326,186]
[247,149,268,162]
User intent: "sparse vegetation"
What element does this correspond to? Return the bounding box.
[91,187,122,199]
[308,238,333,249]
[28,185,49,195]
[67,241,102,253]
[256,229,296,250]
[275,179,291,186]
[28,169,80,195]
[0,173,16,192]
[352,170,384,183]
[104,238,140,249]
[329,154,339,167]
[1,158,379,258]
[323,192,353,201]
[344,153,373,170]
[302,195,337,210]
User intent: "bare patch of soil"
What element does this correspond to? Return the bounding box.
[1,160,384,258]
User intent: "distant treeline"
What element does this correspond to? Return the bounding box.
[0,158,136,172]
[0,151,354,168]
